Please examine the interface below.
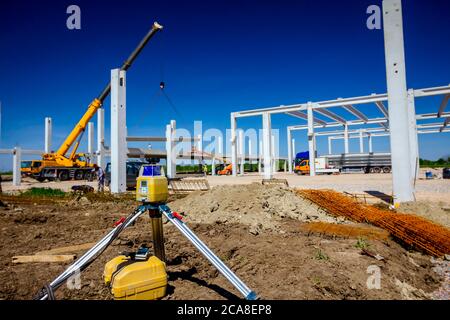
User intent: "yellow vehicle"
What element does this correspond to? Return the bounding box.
[294,159,311,175]
[21,22,163,182]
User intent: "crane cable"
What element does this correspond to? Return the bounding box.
[152,32,182,118]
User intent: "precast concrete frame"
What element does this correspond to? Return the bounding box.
[229,0,450,204]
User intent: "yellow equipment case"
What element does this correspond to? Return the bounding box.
[104,255,167,300]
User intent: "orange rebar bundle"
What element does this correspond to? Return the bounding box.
[297,189,450,257]
[300,221,390,241]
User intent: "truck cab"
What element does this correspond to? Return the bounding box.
[294,159,310,175]
[293,153,340,175]
[21,160,44,176]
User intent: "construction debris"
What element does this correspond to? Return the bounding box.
[297,189,450,257]
[12,255,76,264]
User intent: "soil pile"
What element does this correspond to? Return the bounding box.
[169,184,341,232]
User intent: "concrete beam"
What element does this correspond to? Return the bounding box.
[437,94,449,117]
[110,69,127,193]
[375,101,389,118]
[383,0,414,203]
[286,110,327,125]
[314,108,346,124]
[343,105,369,122]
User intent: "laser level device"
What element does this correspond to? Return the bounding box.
[104,164,169,300]
[136,164,168,203]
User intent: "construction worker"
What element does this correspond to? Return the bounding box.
[96,165,105,192]
[202,163,208,176]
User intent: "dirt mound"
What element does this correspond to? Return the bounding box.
[168,184,340,232]
[399,201,450,229]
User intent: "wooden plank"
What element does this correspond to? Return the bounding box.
[35,243,95,255]
[12,255,76,264]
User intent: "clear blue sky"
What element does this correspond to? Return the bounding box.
[1,0,449,170]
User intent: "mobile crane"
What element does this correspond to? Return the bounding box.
[21,22,163,182]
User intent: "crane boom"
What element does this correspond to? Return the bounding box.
[53,22,163,160]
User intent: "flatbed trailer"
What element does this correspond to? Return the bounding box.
[326,153,392,173]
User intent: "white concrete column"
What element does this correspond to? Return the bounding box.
[238,130,244,175]
[292,138,296,159]
[230,113,238,176]
[271,134,276,172]
[307,102,316,176]
[13,147,21,186]
[368,134,373,153]
[88,122,94,156]
[359,130,364,153]
[165,120,176,178]
[211,158,216,176]
[283,160,287,172]
[110,69,127,193]
[262,113,272,179]
[197,133,203,169]
[218,135,223,157]
[407,89,419,180]
[383,0,414,203]
[44,117,52,153]
[328,136,332,155]
[97,108,105,169]
[287,128,293,173]
[344,124,349,154]
[258,139,262,174]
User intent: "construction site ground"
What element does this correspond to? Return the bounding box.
[0,182,449,300]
